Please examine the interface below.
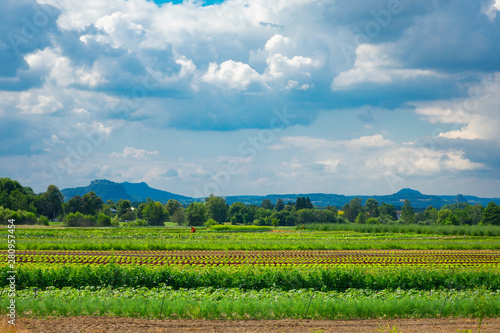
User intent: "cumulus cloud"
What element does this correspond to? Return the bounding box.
[415,74,500,141]
[2,0,500,196]
[111,147,159,159]
[332,44,439,89]
[201,60,266,90]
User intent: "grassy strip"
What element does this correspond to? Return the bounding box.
[207,225,273,232]
[2,265,500,291]
[2,289,497,319]
[298,223,500,236]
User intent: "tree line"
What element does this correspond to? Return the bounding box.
[1,177,500,227]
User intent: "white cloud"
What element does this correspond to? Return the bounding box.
[201,60,266,90]
[332,44,438,89]
[416,74,500,141]
[414,107,472,124]
[111,146,159,159]
[272,134,394,151]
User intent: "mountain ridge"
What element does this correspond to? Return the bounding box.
[60,179,500,208]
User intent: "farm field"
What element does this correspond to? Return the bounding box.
[3,249,500,267]
[3,226,500,251]
[2,225,500,328]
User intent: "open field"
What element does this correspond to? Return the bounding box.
[3,227,500,251]
[2,226,500,322]
[3,249,500,267]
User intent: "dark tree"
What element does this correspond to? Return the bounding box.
[261,199,273,210]
[274,198,285,212]
[400,199,415,224]
[206,194,229,223]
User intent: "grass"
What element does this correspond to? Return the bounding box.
[3,264,500,291]
[298,223,500,236]
[2,287,498,320]
[2,227,500,251]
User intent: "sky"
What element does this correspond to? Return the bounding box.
[1,0,500,198]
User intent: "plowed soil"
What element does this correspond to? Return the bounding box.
[14,317,500,332]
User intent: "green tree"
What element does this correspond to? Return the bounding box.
[261,199,273,210]
[365,198,379,217]
[343,197,362,222]
[400,199,415,224]
[379,203,397,220]
[117,200,132,218]
[81,191,104,215]
[437,209,459,225]
[97,213,112,227]
[63,195,85,215]
[165,199,182,216]
[186,202,207,226]
[171,207,187,226]
[205,194,229,223]
[274,198,285,212]
[142,201,169,226]
[0,178,36,212]
[37,185,64,220]
[481,202,500,225]
[355,211,369,224]
[424,206,438,224]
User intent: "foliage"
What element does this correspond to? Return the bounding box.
[171,208,187,226]
[204,218,219,228]
[205,194,229,223]
[3,264,500,291]
[343,197,362,222]
[142,201,169,226]
[260,199,273,210]
[482,202,500,225]
[401,199,415,224]
[296,196,313,210]
[63,212,96,227]
[0,206,38,224]
[207,225,272,232]
[165,199,182,216]
[37,215,50,226]
[438,209,459,225]
[186,202,207,226]
[97,213,112,227]
[0,178,36,213]
[36,185,64,220]
[3,286,500,320]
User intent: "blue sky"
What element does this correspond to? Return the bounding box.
[1,0,500,198]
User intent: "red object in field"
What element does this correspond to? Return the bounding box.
[191,227,196,233]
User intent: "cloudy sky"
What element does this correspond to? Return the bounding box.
[1,0,500,198]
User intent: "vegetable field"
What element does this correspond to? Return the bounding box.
[2,226,500,321]
[4,249,500,267]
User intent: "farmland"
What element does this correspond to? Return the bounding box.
[2,226,500,325]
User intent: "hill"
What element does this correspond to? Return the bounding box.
[60,179,500,208]
[121,181,191,203]
[61,179,133,202]
[61,179,192,204]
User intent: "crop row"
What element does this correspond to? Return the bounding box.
[2,264,500,290]
[2,286,499,320]
[3,249,499,267]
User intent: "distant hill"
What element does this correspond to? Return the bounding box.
[224,189,500,209]
[61,180,500,208]
[61,179,133,202]
[121,181,191,203]
[61,179,191,204]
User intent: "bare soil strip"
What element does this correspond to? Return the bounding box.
[15,317,500,333]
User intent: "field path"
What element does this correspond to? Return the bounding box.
[16,317,500,332]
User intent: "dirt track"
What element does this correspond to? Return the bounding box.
[15,317,500,332]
